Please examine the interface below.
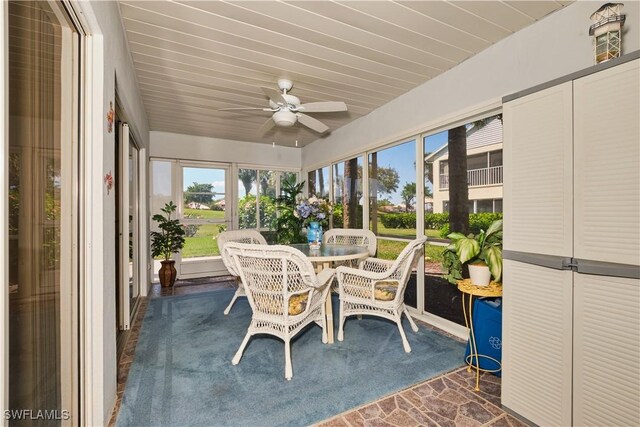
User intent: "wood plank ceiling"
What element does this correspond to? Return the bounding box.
[119,1,572,147]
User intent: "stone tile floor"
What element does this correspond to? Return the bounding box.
[110,277,527,427]
[314,368,527,427]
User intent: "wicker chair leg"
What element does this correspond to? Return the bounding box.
[223,289,241,315]
[321,311,328,344]
[396,317,412,353]
[232,331,251,365]
[337,303,346,342]
[405,308,419,333]
[284,340,293,380]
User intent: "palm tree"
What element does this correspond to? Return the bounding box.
[447,125,469,234]
[343,158,359,228]
[447,115,502,235]
[259,170,274,196]
[238,169,256,196]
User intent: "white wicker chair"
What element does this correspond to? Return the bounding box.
[335,236,427,353]
[323,228,377,257]
[224,242,335,380]
[217,230,268,315]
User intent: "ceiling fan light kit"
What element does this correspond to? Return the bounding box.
[273,110,297,127]
[218,79,348,136]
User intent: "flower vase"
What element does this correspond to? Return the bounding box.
[307,221,323,248]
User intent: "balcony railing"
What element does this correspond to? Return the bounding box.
[440,165,503,189]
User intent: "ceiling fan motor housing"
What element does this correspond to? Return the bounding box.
[269,94,300,110]
[273,110,297,127]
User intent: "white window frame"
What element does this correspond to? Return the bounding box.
[236,165,300,232]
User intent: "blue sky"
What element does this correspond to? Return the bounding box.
[183,167,226,194]
[372,130,447,204]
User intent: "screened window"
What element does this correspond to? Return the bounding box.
[308,167,330,199]
[239,169,297,230]
[369,140,417,256]
[332,157,363,229]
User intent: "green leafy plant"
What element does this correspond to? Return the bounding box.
[270,175,306,244]
[151,201,186,261]
[441,219,503,284]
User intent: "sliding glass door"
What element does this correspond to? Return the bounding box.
[7,0,79,422]
[117,123,141,330]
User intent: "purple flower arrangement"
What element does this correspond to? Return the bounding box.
[294,196,332,227]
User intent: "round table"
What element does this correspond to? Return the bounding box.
[288,243,370,271]
[288,243,370,344]
[457,279,503,391]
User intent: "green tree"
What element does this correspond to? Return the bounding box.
[368,157,400,234]
[238,169,256,196]
[400,182,416,212]
[424,185,433,198]
[185,182,214,205]
[259,170,276,197]
[373,165,400,195]
[377,198,393,207]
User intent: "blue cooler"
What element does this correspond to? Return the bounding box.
[464,298,502,376]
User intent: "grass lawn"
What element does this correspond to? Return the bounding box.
[184,208,225,220]
[377,239,446,263]
[373,218,441,239]
[178,209,445,262]
[181,209,226,258]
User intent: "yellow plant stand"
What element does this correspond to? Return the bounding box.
[457,279,503,391]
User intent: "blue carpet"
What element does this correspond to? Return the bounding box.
[117,289,465,427]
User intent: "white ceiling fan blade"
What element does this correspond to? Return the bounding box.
[218,107,274,111]
[259,117,276,135]
[298,101,347,113]
[261,87,288,106]
[297,113,329,134]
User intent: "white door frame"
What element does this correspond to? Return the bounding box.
[177,161,231,278]
[118,123,131,330]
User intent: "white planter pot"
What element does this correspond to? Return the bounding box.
[469,264,491,287]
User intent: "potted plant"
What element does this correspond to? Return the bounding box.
[270,176,306,244]
[442,219,503,286]
[151,201,186,287]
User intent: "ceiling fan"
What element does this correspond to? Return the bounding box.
[218,79,347,134]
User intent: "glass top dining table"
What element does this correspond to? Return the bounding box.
[287,243,370,265]
[287,243,370,344]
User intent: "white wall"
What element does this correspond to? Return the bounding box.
[302,1,640,168]
[76,1,150,424]
[150,131,301,168]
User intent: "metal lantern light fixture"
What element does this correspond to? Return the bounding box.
[589,3,626,64]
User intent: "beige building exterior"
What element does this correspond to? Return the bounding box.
[426,117,503,214]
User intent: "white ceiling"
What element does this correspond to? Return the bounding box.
[119,0,572,147]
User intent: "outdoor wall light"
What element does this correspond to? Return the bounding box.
[589,3,626,64]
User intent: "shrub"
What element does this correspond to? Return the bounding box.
[380,213,416,229]
[425,213,449,229]
[439,213,503,238]
[238,194,276,229]
[332,204,344,228]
